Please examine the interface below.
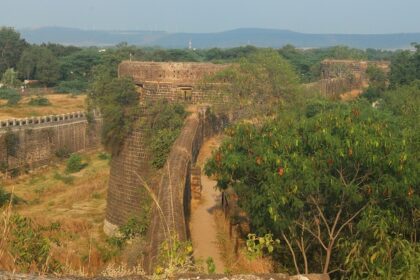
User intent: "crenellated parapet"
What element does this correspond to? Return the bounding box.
[0,110,101,129]
[0,111,102,175]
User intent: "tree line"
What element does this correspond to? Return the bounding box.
[0,26,407,93]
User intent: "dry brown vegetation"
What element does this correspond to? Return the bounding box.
[0,93,86,119]
[0,150,119,276]
[214,209,273,274]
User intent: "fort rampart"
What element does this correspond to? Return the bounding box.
[118,61,229,104]
[0,111,102,174]
[317,59,390,95]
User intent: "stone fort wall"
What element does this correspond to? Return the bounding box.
[317,59,390,95]
[104,61,231,236]
[144,107,226,272]
[0,111,102,174]
[118,61,230,104]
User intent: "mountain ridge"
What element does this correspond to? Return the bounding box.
[18,26,420,49]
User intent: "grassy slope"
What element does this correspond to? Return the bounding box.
[2,150,114,275]
[0,94,86,119]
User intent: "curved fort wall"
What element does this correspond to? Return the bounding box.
[105,61,229,236]
[144,107,223,272]
[118,61,230,104]
[0,111,102,173]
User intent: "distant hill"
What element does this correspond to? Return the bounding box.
[19,27,420,49]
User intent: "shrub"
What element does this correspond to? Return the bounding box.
[98,151,111,160]
[55,79,88,94]
[0,186,23,207]
[28,96,51,106]
[53,172,75,185]
[146,101,187,169]
[150,129,180,168]
[65,154,87,173]
[0,88,21,105]
[55,147,71,159]
[9,215,61,273]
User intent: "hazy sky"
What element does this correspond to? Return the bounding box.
[1,0,419,34]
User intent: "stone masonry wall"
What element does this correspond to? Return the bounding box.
[118,61,230,104]
[144,107,223,273]
[118,61,229,85]
[104,125,152,235]
[318,59,390,95]
[0,112,102,174]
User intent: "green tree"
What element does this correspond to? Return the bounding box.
[389,50,418,87]
[17,46,60,85]
[205,100,419,276]
[35,48,60,86]
[17,47,38,80]
[1,68,21,87]
[59,48,100,81]
[0,27,28,76]
[88,65,140,154]
[206,49,300,114]
[362,65,389,101]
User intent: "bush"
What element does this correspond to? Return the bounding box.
[55,147,71,159]
[28,96,51,106]
[0,186,23,207]
[98,151,111,160]
[9,215,61,273]
[53,172,75,185]
[150,129,180,168]
[55,79,88,94]
[0,88,21,105]
[65,154,87,173]
[147,101,187,169]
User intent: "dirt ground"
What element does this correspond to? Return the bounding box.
[0,94,86,119]
[190,136,225,273]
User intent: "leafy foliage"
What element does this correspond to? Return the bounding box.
[53,172,75,185]
[54,147,71,159]
[245,233,279,259]
[0,88,21,105]
[144,101,187,168]
[0,27,28,76]
[107,212,150,249]
[1,68,21,87]
[155,235,194,277]
[389,45,420,88]
[65,154,87,173]
[9,215,61,273]
[17,45,60,85]
[205,97,419,275]
[28,96,51,106]
[340,207,420,279]
[54,79,88,94]
[88,65,140,154]
[205,49,301,116]
[98,151,111,161]
[0,186,23,207]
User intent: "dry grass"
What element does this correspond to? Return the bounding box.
[0,150,116,276]
[213,208,273,274]
[340,89,364,101]
[0,93,86,119]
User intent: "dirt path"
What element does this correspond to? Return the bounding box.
[190,136,225,273]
